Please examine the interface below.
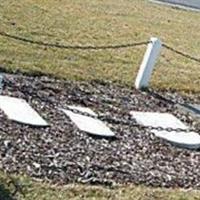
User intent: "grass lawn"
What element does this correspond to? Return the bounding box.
[1,0,200,92]
[1,0,200,199]
[1,172,200,200]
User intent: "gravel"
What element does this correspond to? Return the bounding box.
[0,73,200,189]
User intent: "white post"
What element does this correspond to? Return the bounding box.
[135,37,162,90]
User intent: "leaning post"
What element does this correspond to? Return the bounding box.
[135,37,162,90]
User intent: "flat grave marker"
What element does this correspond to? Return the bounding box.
[60,106,115,137]
[0,96,48,126]
[130,111,200,149]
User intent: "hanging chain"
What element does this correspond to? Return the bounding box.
[0,31,149,50]
[65,107,197,133]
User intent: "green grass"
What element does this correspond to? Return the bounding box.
[1,0,200,199]
[1,0,200,92]
[0,172,200,200]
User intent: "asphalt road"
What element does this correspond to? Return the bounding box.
[151,0,200,10]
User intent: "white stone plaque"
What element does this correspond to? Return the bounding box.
[0,96,48,126]
[130,111,200,149]
[60,106,115,137]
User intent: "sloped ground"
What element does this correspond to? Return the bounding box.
[1,0,200,92]
[0,73,200,189]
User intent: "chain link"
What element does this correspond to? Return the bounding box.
[163,43,200,64]
[0,31,149,50]
[65,107,196,133]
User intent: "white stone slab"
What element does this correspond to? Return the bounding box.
[0,96,48,126]
[130,112,187,129]
[60,106,115,137]
[130,111,200,149]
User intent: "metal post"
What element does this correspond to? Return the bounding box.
[135,37,162,90]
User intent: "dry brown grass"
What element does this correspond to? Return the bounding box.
[1,0,200,92]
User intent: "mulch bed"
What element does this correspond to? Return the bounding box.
[0,73,200,189]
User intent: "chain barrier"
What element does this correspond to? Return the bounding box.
[163,43,200,64]
[66,107,196,133]
[1,30,200,64]
[145,88,181,106]
[0,31,199,133]
[1,26,200,61]
[0,31,149,50]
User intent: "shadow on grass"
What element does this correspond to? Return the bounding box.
[0,183,15,200]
